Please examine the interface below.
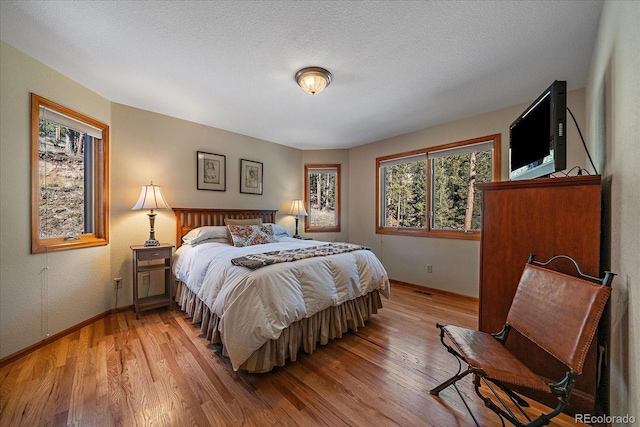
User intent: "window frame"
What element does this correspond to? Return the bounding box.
[304,164,341,233]
[375,134,500,240]
[31,93,110,253]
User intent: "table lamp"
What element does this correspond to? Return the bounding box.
[132,181,170,246]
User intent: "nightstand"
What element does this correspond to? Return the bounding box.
[130,244,174,319]
[293,236,312,240]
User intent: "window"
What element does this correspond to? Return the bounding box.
[378,152,427,230]
[304,164,340,232]
[31,93,109,253]
[376,134,500,239]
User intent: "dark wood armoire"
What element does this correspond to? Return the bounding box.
[477,175,608,416]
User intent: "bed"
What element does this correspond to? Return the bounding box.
[171,208,391,373]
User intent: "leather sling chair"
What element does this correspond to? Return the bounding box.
[430,254,614,427]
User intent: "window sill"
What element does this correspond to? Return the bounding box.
[376,227,480,241]
[32,235,109,253]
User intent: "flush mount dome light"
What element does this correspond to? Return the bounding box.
[295,67,332,95]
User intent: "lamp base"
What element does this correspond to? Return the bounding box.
[143,211,160,246]
[293,217,300,238]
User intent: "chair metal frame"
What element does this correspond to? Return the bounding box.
[430,254,614,427]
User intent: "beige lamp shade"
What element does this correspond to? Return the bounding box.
[288,199,308,217]
[132,182,170,211]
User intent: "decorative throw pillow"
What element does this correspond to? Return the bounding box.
[228,224,277,247]
[224,218,263,243]
[224,218,263,226]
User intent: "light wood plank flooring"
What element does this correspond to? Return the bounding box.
[1,284,587,426]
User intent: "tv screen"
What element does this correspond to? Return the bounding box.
[509,81,566,180]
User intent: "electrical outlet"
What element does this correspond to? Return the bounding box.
[114,278,122,289]
[427,265,433,273]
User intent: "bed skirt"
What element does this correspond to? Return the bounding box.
[175,281,383,373]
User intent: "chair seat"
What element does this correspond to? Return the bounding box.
[442,325,549,393]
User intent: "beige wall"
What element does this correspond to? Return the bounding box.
[348,88,589,297]
[587,1,640,420]
[0,42,112,358]
[110,104,303,304]
[0,41,303,359]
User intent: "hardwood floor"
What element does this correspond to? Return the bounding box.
[0,284,588,426]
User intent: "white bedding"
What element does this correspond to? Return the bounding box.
[172,237,390,370]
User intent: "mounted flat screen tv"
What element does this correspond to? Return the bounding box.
[509,80,566,180]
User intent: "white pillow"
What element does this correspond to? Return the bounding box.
[193,237,231,245]
[182,226,229,244]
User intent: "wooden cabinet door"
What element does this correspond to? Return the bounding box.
[477,175,603,415]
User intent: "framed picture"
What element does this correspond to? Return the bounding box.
[197,151,226,191]
[240,159,263,195]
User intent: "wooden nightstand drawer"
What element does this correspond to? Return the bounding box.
[136,247,173,261]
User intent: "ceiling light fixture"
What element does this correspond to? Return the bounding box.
[295,67,332,95]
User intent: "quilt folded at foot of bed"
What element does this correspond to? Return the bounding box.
[231,242,369,270]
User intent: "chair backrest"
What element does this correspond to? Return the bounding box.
[506,262,612,374]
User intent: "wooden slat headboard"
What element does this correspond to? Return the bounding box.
[173,208,278,248]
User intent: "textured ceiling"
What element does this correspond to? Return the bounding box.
[0,1,603,149]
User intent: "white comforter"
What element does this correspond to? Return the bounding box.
[172,237,390,370]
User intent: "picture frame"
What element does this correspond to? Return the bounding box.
[240,158,263,195]
[197,151,226,191]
